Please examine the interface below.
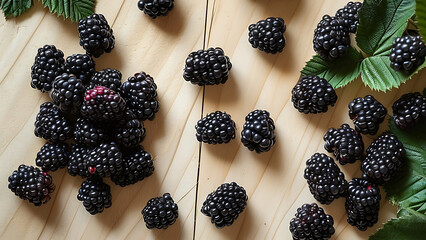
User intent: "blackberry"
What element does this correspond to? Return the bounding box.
[112,109,146,148]
[138,0,174,19]
[8,164,55,206]
[291,75,337,114]
[35,142,69,172]
[31,45,65,92]
[65,54,96,84]
[88,68,122,92]
[313,15,350,60]
[142,193,178,229]
[304,153,348,205]
[324,124,364,165]
[50,73,85,113]
[67,144,91,178]
[183,47,232,86]
[87,142,122,177]
[77,177,112,215]
[73,118,108,147]
[248,17,286,54]
[195,111,236,144]
[201,182,248,228]
[241,110,276,153]
[390,35,426,74]
[392,92,426,130]
[335,2,362,33]
[78,14,115,58]
[81,86,126,123]
[348,95,387,135]
[289,203,335,240]
[34,102,73,142]
[345,178,381,231]
[120,72,159,121]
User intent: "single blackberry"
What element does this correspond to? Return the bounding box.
[137,0,174,19]
[345,178,381,231]
[50,73,85,113]
[248,17,286,54]
[34,102,73,142]
[289,203,335,240]
[392,92,426,130]
[74,118,108,147]
[88,68,122,92]
[313,15,350,60]
[8,164,55,206]
[324,124,364,165]
[390,35,426,74]
[112,109,146,149]
[348,95,387,135]
[120,72,159,121]
[183,47,232,86]
[81,86,126,123]
[142,193,178,229]
[67,144,91,178]
[201,182,248,228]
[65,54,96,84]
[78,14,115,58]
[87,142,122,177]
[31,45,65,92]
[111,146,154,187]
[241,110,276,153]
[195,111,236,144]
[291,75,337,114]
[77,177,112,215]
[335,2,362,33]
[35,142,69,172]
[304,153,348,205]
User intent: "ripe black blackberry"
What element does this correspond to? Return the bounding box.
[36,142,69,172]
[291,75,337,114]
[50,73,85,113]
[304,153,348,205]
[67,144,91,178]
[31,45,65,92]
[8,164,55,206]
[289,203,335,240]
[392,92,426,130]
[113,109,146,148]
[248,17,286,54]
[183,47,232,86]
[34,102,73,142]
[74,118,108,147]
[138,0,174,19]
[241,110,276,153]
[335,2,362,33]
[120,72,159,121]
[345,178,381,231]
[324,124,364,165]
[77,177,112,215]
[390,35,426,74]
[313,15,350,60]
[88,68,122,92]
[87,142,122,177]
[348,95,387,135]
[81,86,126,123]
[195,111,236,144]
[65,54,95,84]
[78,13,115,58]
[142,193,178,229]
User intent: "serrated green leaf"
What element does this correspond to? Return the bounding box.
[417,0,426,40]
[0,0,32,17]
[369,212,426,240]
[41,0,94,22]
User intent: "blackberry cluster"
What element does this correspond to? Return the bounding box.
[313,15,350,60]
[73,118,107,147]
[195,111,236,144]
[304,153,348,205]
[335,2,362,33]
[89,68,122,92]
[81,86,126,123]
[31,45,65,92]
[113,109,146,148]
[67,144,91,178]
[8,164,55,206]
[78,14,115,58]
[50,73,85,113]
[183,47,232,86]
[35,142,69,172]
[77,177,112,215]
[324,124,364,165]
[289,203,335,240]
[65,54,95,84]
[241,110,276,153]
[348,95,387,135]
[248,17,286,54]
[87,142,122,177]
[34,102,73,142]
[142,193,178,229]
[392,92,426,130]
[345,178,381,231]
[120,72,159,121]
[138,0,174,19]
[201,182,248,228]
[291,75,337,114]
[390,35,426,74]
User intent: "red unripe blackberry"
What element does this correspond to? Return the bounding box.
[81,86,126,123]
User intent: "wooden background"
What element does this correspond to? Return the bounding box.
[0,0,425,239]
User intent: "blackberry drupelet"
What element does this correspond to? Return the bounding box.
[67,144,91,178]
[195,111,236,144]
[87,142,122,177]
[324,124,364,165]
[89,68,122,92]
[248,17,286,54]
[390,35,426,74]
[392,92,426,130]
[8,164,55,206]
[113,109,146,148]
[65,54,95,84]
[183,47,232,86]
[313,15,350,60]
[50,73,85,113]
[74,118,108,147]
[120,72,159,121]
[291,75,337,114]
[241,110,276,153]
[31,45,65,92]
[348,95,387,135]
[34,102,73,142]
[138,0,174,19]
[335,2,362,33]
[345,178,381,231]
[289,203,335,240]
[78,14,115,58]
[304,153,348,205]
[81,86,126,123]
[77,177,112,215]
[36,142,69,172]
[142,193,178,229]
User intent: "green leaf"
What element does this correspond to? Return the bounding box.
[40,0,94,22]
[0,0,32,17]
[369,211,426,240]
[301,47,363,88]
[417,0,426,40]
